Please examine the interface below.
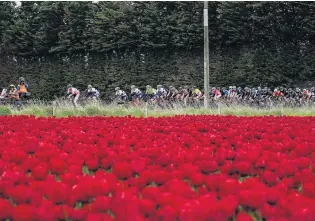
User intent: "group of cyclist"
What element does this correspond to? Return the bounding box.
[113,85,315,107]
[1,79,314,108]
[66,84,100,107]
[114,85,203,106]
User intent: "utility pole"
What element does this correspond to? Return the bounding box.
[204,1,210,108]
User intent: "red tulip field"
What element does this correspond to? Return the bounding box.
[1,115,315,221]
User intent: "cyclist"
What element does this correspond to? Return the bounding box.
[191,86,203,103]
[243,87,251,101]
[237,87,243,98]
[115,87,128,103]
[167,86,179,101]
[273,88,280,97]
[228,86,237,98]
[295,88,303,105]
[212,87,221,101]
[285,88,293,98]
[130,85,143,105]
[221,87,229,100]
[87,85,100,101]
[67,84,80,107]
[178,86,189,105]
[155,85,167,98]
[261,87,269,98]
[310,87,315,103]
[279,86,286,97]
[145,85,156,101]
[303,88,311,100]
[152,85,167,106]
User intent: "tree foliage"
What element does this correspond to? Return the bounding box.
[0,1,315,99]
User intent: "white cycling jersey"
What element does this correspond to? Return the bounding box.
[116,90,127,96]
[68,87,80,95]
[131,88,142,95]
[88,88,97,93]
[156,88,167,96]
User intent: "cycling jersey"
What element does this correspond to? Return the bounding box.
[303,90,311,99]
[212,89,221,97]
[146,88,156,95]
[131,88,143,99]
[212,89,221,100]
[156,88,167,97]
[273,91,284,97]
[68,87,80,95]
[116,90,127,97]
[131,88,141,95]
[88,87,97,93]
[192,89,202,97]
[222,89,229,97]
[87,87,99,97]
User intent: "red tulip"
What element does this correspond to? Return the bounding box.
[70,208,88,221]
[12,204,36,221]
[32,164,48,180]
[236,211,254,221]
[112,162,133,180]
[156,205,177,221]
[85,213,111,221]
[50,158,67,174]
[85,158,99,171]
[0,199,13,220]
[90,196,110,212]
[138,199,156,217]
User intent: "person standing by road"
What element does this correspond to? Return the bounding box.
[16,77,30,100]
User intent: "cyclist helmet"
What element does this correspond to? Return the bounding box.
[115,87,120,91]
[19,77,25,83]
[67,84,72,89]
[88,85,92,89]
[131,85,136,89]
